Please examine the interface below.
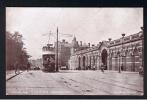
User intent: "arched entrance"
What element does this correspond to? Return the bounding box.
[78,57,81,70]
[101,49,108,70]
[83,56,86,70]
[132,48,139,72]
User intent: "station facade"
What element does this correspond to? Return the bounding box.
[69,27,144,72]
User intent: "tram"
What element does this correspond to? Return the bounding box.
[42,46,56,72]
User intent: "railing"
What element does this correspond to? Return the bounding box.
[109,32,142,47]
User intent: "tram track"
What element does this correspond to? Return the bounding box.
[6,70,143,95]
[82,75,143,93]
[83,71,142,87]
[57,73,143,95]
[50,73,82,95]
[96,72,143,87]
[58,75,113,95]
[81,72,143,92]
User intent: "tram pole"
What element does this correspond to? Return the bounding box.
[56,27,59,72]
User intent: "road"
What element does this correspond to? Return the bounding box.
[6,70,143,95]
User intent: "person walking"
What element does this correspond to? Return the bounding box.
[139,65,143,75]
[14,61,19,74]
[121,64,123,71]
[101,63,104,73]
[27,62,30,72]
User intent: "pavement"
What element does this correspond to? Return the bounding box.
[6,70,143,95]
[6,70,23,81]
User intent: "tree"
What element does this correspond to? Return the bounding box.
[6,31,29,70]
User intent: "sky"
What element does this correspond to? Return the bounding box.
[6,7,143,59]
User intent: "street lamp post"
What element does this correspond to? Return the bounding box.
[140,27,144,70]
[108,38,112,70]
[120,33,125,73]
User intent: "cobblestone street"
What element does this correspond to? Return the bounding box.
[6,70,143,95]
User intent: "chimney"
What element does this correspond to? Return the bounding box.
[88,43,90,47]
[80,41,82,46]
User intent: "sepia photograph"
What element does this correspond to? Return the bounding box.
[6,7,143,95]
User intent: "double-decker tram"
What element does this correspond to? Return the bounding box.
[42,45,56,72]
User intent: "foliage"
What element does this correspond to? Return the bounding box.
[6,31,29,70]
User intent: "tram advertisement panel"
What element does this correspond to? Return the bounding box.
[42,54,55,72]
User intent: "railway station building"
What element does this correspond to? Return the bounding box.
[69,27,144,72]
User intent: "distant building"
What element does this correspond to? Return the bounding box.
[70,36,89,55]
[29,58,43,69]
[55,39,71,69]
[55,37,90,69]
[69,27,144,72]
